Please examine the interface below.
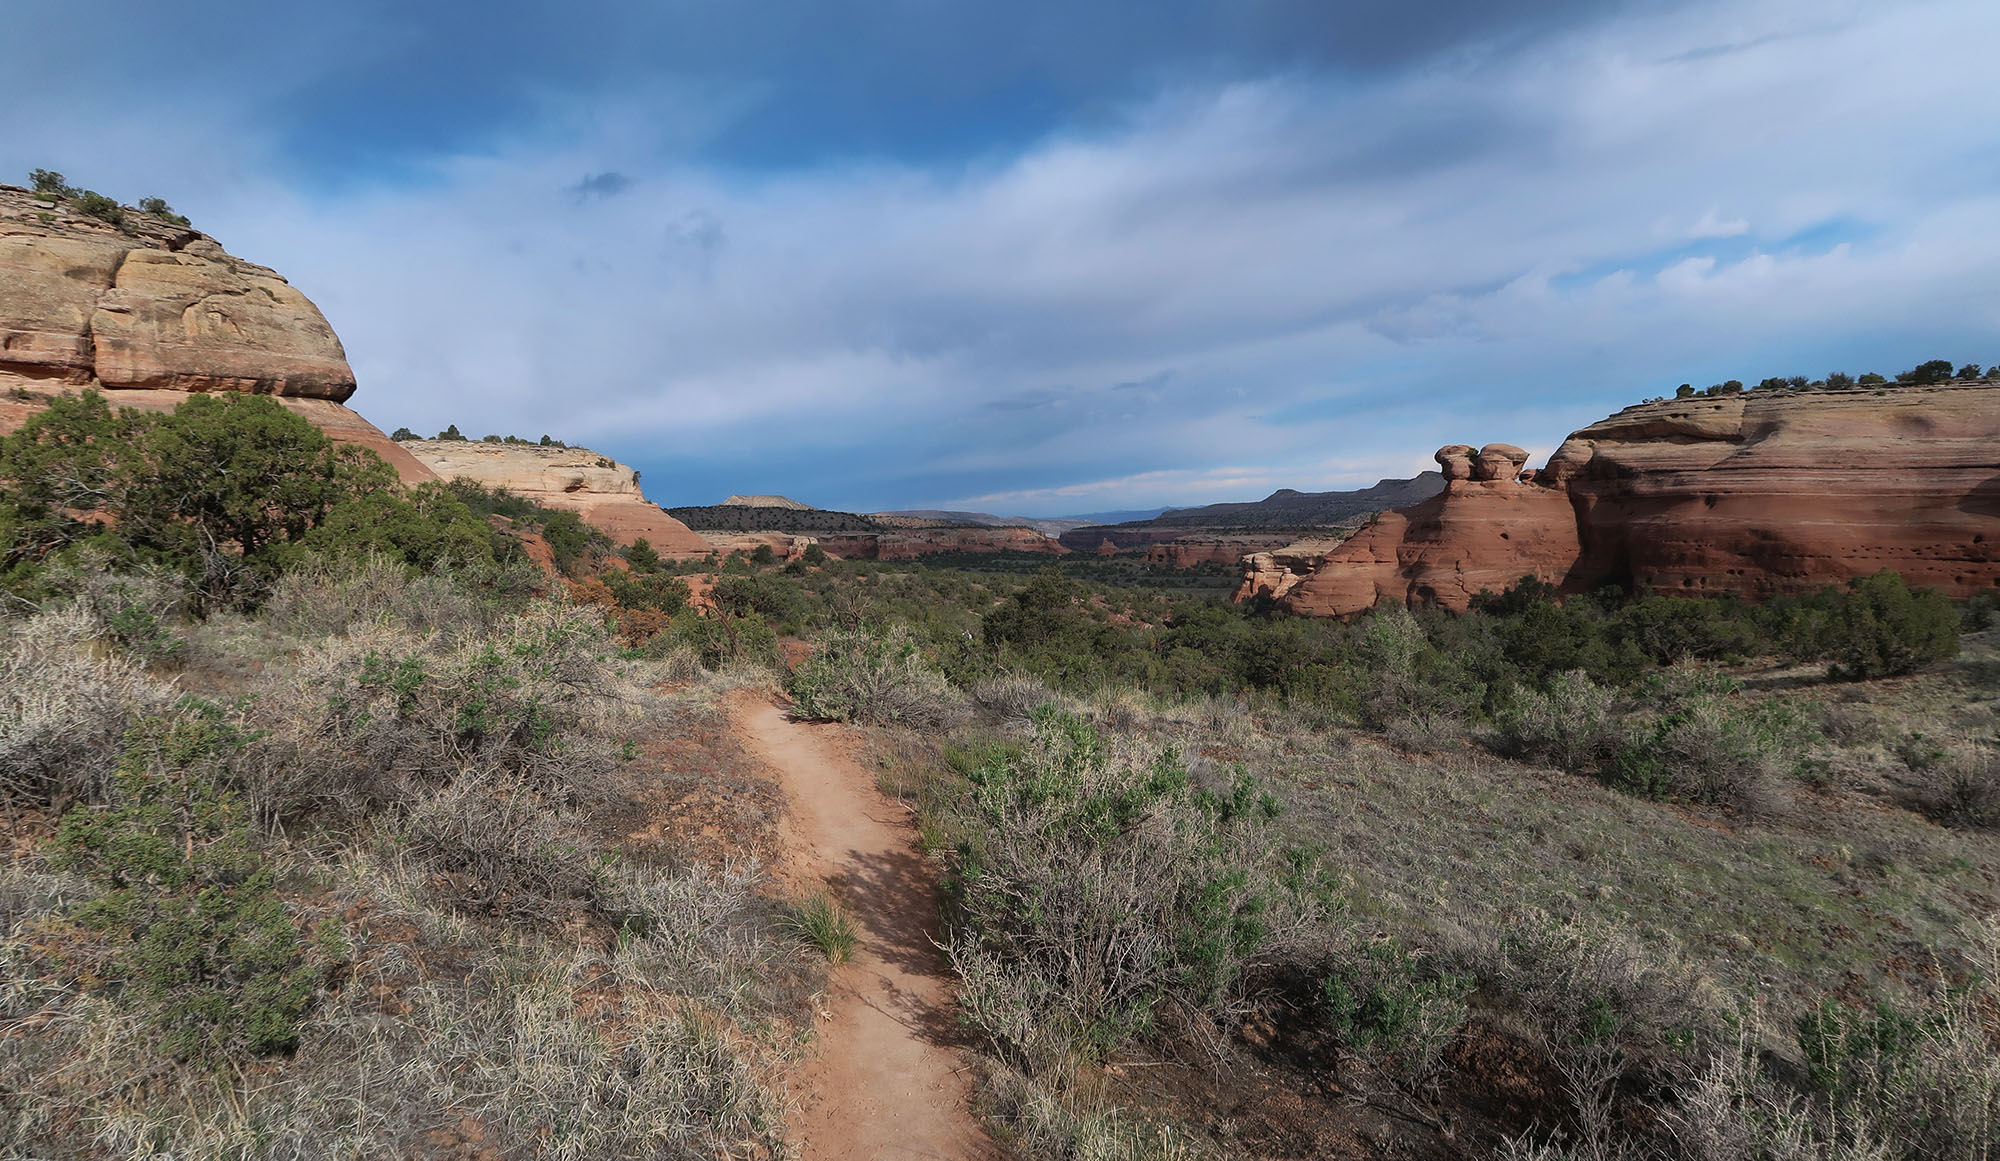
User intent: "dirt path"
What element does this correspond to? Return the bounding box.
[728,691,1002,1161]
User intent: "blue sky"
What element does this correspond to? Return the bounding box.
[9,0,2000,514]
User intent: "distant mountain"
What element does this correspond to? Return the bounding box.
[1142,475,1443,529]
[1057,474,1445,551]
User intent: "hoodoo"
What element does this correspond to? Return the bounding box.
[0,184,434,484]
[1261,383,2000,616]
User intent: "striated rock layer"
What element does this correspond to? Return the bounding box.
[1268,385,2000,617]
[0,184,431,483]
[401,441,710,556]
[697,525,1066,561]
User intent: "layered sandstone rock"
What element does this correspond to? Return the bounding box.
[697,525,1065,561]
[1142,535,1297,568]
[1265,386,2000,616]
[402,441,709,555]
[0,185,430,483]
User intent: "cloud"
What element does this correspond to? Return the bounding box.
[6,0,1998,515]
[1686,209,1750,239]
[570,171,634,200]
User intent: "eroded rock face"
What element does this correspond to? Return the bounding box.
[1142,535,1297,568]
[401,441,710,556]
[0,185,429,483]
[1263,384,2000,616]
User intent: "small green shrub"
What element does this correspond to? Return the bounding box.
[1320,937,1474,1085]
[51,703,331,1062]
[69,190,125,226]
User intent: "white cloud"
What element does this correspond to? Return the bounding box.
[8,0,1998,513]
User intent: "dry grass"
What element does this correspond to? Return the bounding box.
[0,564,815,1160]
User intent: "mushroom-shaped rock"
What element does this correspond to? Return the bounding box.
[1435,444,1477,481]
[1474,443,1529,481]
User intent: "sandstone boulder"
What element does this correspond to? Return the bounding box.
[0,185,425,483]
[402,441,710,556]
[1434,444,1477,481]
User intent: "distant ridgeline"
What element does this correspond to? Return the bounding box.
[668,504,907,534]
[1057,474,1446,553]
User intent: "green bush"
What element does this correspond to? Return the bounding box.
[1820,571,1960,679]
[944,711,1327,1070]
[1320,937,1474,1085]
[1602,672,1817,808]
[69,190,125,226]
[51,703,333,1062]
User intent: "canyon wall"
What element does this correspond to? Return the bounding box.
[0,185,433,484]
[1266,385,2000,616]
[401,441,710,555]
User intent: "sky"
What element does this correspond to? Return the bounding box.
[8,0,2000,515]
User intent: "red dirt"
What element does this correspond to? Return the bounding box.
[728,691,1002,1161]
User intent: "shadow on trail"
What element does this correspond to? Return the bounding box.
[826,845,979,1051]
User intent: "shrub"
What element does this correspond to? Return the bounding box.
[789,626,968,731]
[51,704,334,1062]
[136,196,189,226]
[1960,363,1984,380]
[1826,371,1855,389]
[28,168,72,196]
[1858,372,1887,385]
[0,604,175,809]
[1497,669,1622,772]
[1602,671,1816,811]
[1896,359,1955,385]
[944,711,1327,1071]
[1320,936,1474,1086]
[1822,570,1959,680]
[973,673,1061,722]
[402,776,614,922]
[1935,744,1999,828]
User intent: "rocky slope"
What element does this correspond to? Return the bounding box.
[1059,475,1443,554]
[0,184,433,484]
[401,440,709,555]
[1266,384,2000,616]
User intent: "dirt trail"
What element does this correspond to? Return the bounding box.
[728,691,1002,1161]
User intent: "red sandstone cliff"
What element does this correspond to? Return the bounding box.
[0,185,433,484]
[1266,385,2000,616]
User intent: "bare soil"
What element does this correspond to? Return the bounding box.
[729,691,1003,1161]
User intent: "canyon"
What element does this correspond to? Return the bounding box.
[1255,384,2000,616]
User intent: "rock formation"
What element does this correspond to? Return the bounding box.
[696,525,1066,561]
[1264,385,2000,616]
[401,441,710,555]
[1142,535,1299,568]
[0,184,433,484]
[721,494,812,510]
